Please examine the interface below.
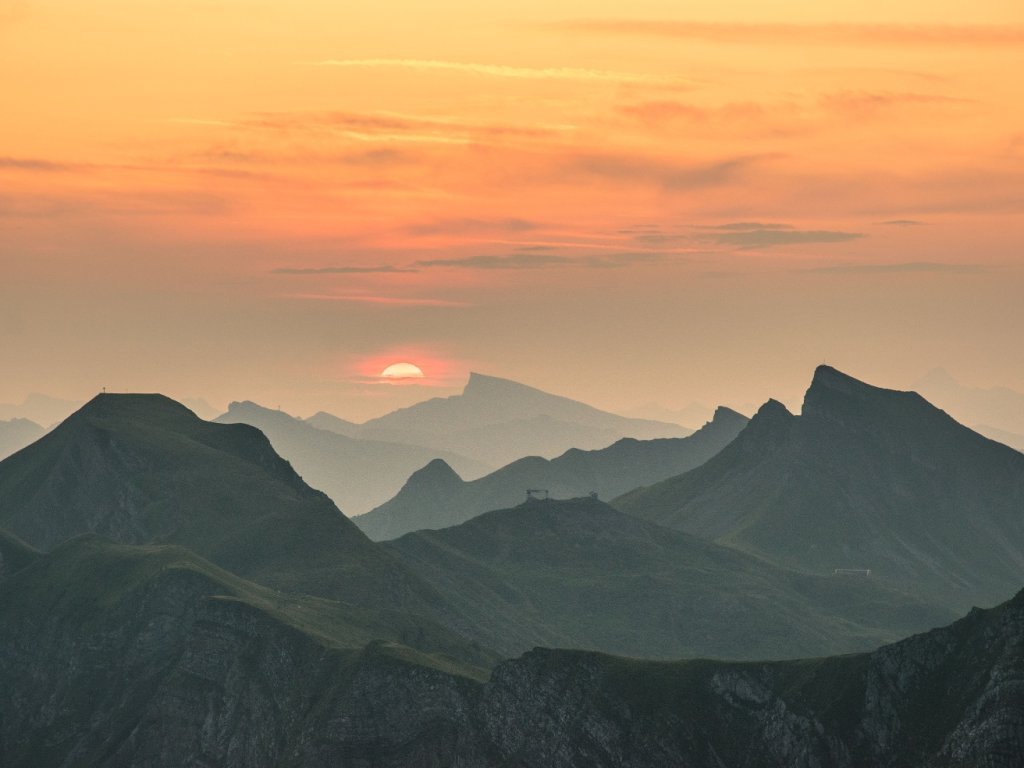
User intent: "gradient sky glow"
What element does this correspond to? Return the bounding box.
[2,0,1023,420]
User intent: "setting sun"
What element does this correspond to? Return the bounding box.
[380,362,426,380]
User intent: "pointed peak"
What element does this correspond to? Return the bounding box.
[710,405,748,426]
[409,458,463,485]
[755,398,794,419]
[463,372,529,395]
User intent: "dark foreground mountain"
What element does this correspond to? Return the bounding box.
[0,417,44,461]
[617,366,1024,612]
[341,372,691,467]
[214,400,491,515]
[0,393,466,618]
[1,529,1020,767]
[385,496,952,660]
[356,406,748,541]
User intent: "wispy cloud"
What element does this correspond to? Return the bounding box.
[414,253,575,270]
[878,219,927,226]
[572,153,766,191]
[820,90,972,116]
[408,218,539,237]
[272,265,417,275]
[414,250,673,270]
[285,293,468,306]
[302,58,664,84]
[697,222,793,232]
[807,262,982,274]
[712,228,865,249]
[0,157,73,172]
[552,20,1024,47]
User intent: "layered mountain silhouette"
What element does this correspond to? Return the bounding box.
[617,365,1024,611]
[0,522,1019,766]
[386,496,952,660]
[0,392,80,427]
[0,418,44,461]
[355,406,748,540]
[316,372,691,468]
[214,400,491,515]
[915,367,1024,436]
[0,394,468,621]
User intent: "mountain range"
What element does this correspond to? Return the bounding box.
[214,400,491,515]
[0,418,44,461]
[386,496,952,659]
[355,406,748,540]
[915,366,1024,437]
[2,369,1023,766]
[0,393,470,627]
[0,525,1019,766]
[311,372,691,468]
[617,365,1024,611]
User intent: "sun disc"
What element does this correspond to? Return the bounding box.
[380,362,425,379]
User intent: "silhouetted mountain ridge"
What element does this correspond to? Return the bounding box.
[616,366,1024,610]
[356,405,748,540]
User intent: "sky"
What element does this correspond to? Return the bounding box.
[2,0,1023,421]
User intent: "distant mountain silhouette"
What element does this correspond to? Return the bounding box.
[387,496,952,660]
[973,423,1024,453]
[348,372,691,467]
[0,419,44,461]
[215,401,491,514]
[915,367,1024,435]
[0,393,80,427]
[0,393,468,619]
[356,406,748,541]
[616,366,1024,611]
[304,410,362,437]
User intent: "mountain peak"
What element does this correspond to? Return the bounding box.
[413,458,463,483]
[75,393,198,423]
[462,372,533,397]
[709,405,748,428]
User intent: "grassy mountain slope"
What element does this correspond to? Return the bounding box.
[0,393,469,619]
[1,529,1019,767]
[386,497,954,660]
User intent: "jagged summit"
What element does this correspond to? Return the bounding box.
[616,366,1024,611]
[802,365,926,418]
[710,405,746,425]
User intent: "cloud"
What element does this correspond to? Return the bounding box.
[272,265,418,275]
[820,90,971,116]
[552,20,1024,47]
[807,262,982,274]
[415,253,575,270]
[408,218,539,236]
[243,110,563,146]
[878,219,927,226]
[302,58,664,84]
[712,228,864,249]
[285,294,468,306]
[696,222,793,232]
[572,153,765,191]
[414,250,674,271]
[0,157,72,172]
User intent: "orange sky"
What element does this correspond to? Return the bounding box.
[2,0,1023,420]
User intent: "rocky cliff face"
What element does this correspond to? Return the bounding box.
[2,535,1022,768]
